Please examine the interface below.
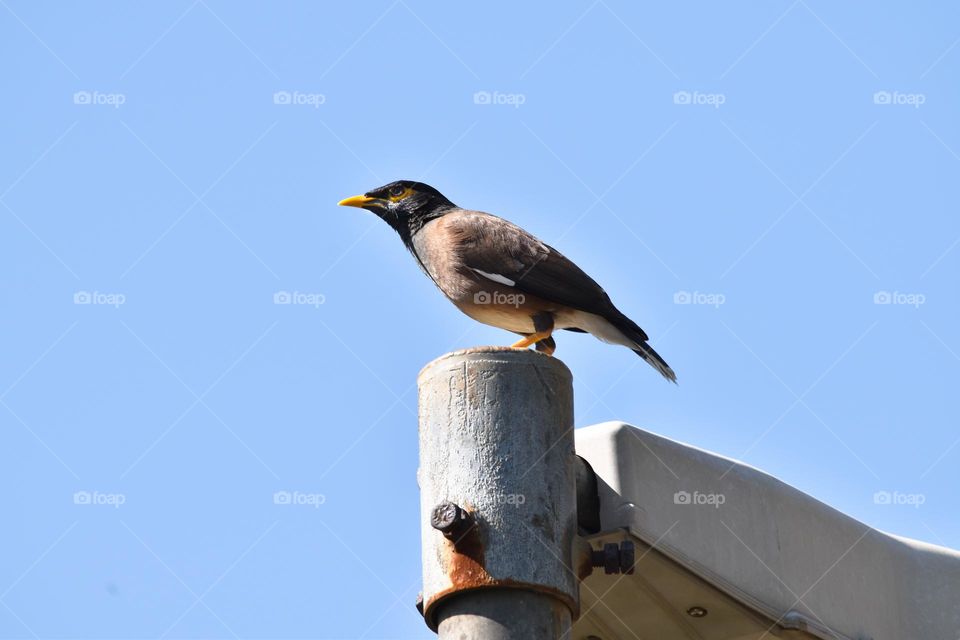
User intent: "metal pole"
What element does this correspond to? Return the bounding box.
[417,347,580,639]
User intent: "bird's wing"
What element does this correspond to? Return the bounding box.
[449,211,645,337]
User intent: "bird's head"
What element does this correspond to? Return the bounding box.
[338,180,456,236]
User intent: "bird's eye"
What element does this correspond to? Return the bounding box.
[386,185,413,202]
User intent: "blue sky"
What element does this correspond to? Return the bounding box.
[2,2,959,638]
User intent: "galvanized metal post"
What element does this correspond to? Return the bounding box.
[417,347,580,639]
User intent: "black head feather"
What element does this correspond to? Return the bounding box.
[356,180,458,242]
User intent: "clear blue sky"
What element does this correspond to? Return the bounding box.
[2,2,958,638]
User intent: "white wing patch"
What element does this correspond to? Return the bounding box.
[470,268,516,287]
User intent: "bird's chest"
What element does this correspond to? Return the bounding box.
[409,220,477,302]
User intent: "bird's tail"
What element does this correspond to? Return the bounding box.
[632,341,677,384]
[611,313,677,383]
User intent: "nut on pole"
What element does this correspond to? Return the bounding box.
[430,501,475,541]
[591,540,636,575]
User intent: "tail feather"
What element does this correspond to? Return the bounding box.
[609,312,677,383]
[632,341,677,384]
[568,309,677,383]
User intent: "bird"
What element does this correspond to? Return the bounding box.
[338,180,676,382]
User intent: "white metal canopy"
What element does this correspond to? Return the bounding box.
[573,422,960,640]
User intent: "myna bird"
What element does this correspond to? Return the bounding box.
[338,180,676,382]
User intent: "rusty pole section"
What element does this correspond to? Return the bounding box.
[417,347,579,639]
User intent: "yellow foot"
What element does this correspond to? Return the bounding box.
[511,331,553,349]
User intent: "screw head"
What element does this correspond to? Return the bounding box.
[430,501,462,534]
[686,606,708,618]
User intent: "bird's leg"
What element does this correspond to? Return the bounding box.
[534,336,556,356]
[511,333,549,348]
[511,312,555,352]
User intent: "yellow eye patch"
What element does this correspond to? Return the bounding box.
[388,187,414,202]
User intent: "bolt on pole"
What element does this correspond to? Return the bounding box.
[417,347,580,639]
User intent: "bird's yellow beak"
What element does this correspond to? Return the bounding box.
[338,194,376,208]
